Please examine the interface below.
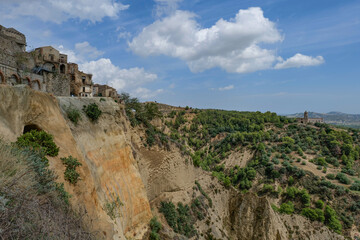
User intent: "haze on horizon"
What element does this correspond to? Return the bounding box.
[1,0,359,114]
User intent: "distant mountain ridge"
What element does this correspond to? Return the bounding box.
[286,111,360,128]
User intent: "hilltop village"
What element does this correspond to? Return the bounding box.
[0,24,119,100]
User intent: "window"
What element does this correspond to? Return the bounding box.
[82,76,86,84]
[83,87,85,92]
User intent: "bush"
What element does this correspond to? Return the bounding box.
[66,106,81,125]
[326,174,335,180]
[335,173,351,185]
[83,103,102,122]
[350,180,360,191]
[280,201,294,214]
[315,200,324,209]
[60,156,82,185]
[302,208,324,222]
[324,205,342,233]
[159,201,196,237]
[16,130,59,157]
[150,216,162,240]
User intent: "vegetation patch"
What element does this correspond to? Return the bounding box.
[65,106,81,125]
[16,129,59,157]
[60,156,82,185]
[83,103,102,122]
[159,201,197,237]
[104,194,124,220]
[149,217,162,240]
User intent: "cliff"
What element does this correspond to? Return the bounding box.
[0,85,349,240]
[0,85,151,239]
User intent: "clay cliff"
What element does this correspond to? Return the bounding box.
[0,85,348,240]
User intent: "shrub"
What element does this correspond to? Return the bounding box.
[150,216,162,240]
[16,130,59,157]
[335,173,351,185]
[60,156,82,185]
[302,208,324,222]
[324,205,342,233]
[66,107,81,125]
[315,200,324,209]
[104,195,123,220]
[280,201,295,214]
[83,103,102,122]
[350,180,360,191]
[326,174,335,180]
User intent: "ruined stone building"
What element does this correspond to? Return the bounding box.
[68,63,93,97]
[0,24,94,97]
[297,111,324,124]
[0,24,44,91]
[93,84,119,100]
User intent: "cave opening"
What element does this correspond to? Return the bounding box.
[23,124,42,134]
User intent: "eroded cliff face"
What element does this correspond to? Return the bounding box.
[0,86,346,240]
[0,85,151,239]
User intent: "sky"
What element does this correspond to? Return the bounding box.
[0,0,359,114]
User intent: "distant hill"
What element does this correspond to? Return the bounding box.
[286,111,360,128]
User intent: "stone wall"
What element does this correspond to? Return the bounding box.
[44,73,70,96]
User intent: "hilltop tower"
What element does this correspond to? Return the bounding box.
[304,111,309,122]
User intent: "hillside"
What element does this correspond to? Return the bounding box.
[1,86,360,239]
[287,112,360,128]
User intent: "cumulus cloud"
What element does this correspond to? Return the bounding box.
[58,42,104,63]
[0,0,129,23]
[274,53,325,69]
[129,7,324,73]
[75,42,104,60]
[129,8,283,73]
[153,0,182,17]
[219,85,234,91]
[79,58,161,98]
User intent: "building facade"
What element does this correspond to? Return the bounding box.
[68,63,93,97]
[297,111,324,124]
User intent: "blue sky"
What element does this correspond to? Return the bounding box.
[1,0,359,114]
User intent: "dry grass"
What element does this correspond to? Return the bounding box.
[0,141,98,239]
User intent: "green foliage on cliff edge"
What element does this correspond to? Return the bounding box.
[16,129,59,157]
[83,103,102,122]
[0,140,95,239]
[60,156,82,185]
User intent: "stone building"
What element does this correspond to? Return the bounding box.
[68,63,93,97]
[93,84,119,99]
[0,24,95,97]
[297,111,324,124]
[0,25,45,91]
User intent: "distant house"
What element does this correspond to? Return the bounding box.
[68,63,93,97]
[297,111,324,124]
[93,84,120,100]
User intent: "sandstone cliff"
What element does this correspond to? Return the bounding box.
[0,85,151,239]
[0,85,347,240]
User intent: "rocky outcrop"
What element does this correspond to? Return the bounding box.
[228,193,344,240]
[0,85,151,239]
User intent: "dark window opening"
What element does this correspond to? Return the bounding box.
[83,87,85,92]
[23,124,42,134]
[60,64,65,74]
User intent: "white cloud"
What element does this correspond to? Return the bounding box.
[219,85,234,91]
[153,0,182,17]
[117,31,132,40]
[132,87,164,98]
[75,42,104,60]
[58,42,104,63]
[129,8,282,73]
[129,7,325,73]
[79,58,160,99]
[0,0,129,23]
[274,53,325,69]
